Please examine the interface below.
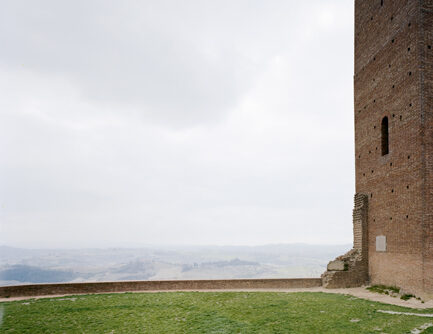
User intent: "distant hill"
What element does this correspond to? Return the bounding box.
[0,244,351,285]
[0,265,76,283]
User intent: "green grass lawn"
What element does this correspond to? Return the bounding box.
[1,291,433,333]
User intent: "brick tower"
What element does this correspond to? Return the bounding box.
[323,0,433,298]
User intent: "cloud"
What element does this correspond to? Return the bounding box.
[0,0,354,247]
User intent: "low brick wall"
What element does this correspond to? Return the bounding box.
[0,278,322,298]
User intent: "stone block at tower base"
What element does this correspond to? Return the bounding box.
[327,260,346,271]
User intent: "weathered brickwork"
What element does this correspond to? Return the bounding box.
[354,0,433,298]
[322,194,369,288]
[421,0,433,298]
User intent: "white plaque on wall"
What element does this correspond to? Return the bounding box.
[376,235,386,252]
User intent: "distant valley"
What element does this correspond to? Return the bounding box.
[0,244,351,286]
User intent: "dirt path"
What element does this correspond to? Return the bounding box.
[1,287,433,309]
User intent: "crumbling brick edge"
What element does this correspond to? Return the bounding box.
[322,193,369,288]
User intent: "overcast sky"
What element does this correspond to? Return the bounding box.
[0,0,354,248]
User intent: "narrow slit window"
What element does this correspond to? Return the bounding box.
[381,116,389,155]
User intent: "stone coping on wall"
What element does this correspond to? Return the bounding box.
[0,278,322,298]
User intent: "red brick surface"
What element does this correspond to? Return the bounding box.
[355,0,433,297]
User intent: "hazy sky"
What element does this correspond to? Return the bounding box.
[0,0,355,248]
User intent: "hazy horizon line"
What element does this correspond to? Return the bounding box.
[0,242,352,250]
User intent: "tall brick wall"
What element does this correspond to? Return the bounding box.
[354,0,433,298]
